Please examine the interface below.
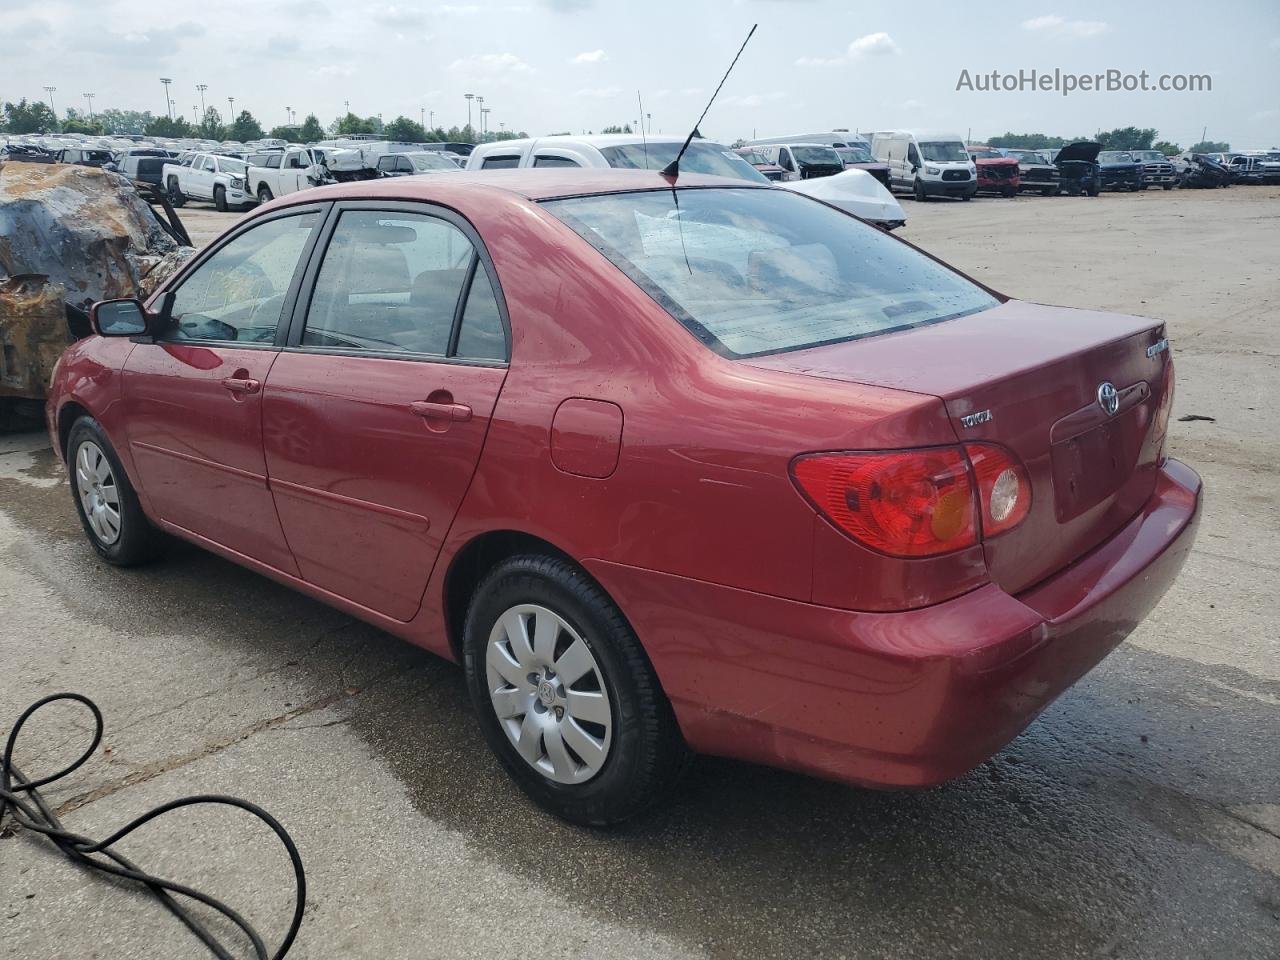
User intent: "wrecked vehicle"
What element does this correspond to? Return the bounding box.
[0,161,194,427]
[781,167,907,229]
[57,147,116,168]
[753,144,846,182]
[245,148,332,203]
[1095,151,1145,192]
[833,143,891,189]
[1053,141,1102,196]
[1003,148,1060,196]
[163,152,255,211]
[1179,154,1235,189]
[966,144,1020,197]
[733,147,786,181]
[1129,150,1178,190]
[375,152,462,177]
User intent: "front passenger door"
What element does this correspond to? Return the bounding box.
[121,207,325,573]
[262,204,510,621]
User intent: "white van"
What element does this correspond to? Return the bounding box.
[870,130,977,201]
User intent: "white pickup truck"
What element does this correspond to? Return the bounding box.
[161,152,255,211]
[244,147,330,203]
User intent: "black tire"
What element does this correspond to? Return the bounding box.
[1001,186,1016,198]
[66,416,165,566]
[166,177,186,207]
[962,192,973,201]
[1162,183,1174,190]
[257,185,274,203]
[1087,184,1100,197]
[913,178,927,202]
[1040,186,1055,197]
[214,185,228,212]
[463,554,689,826]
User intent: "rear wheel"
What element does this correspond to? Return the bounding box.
[67,417,165,566]
[463,554,688,826]
[214,185,228,212]
[257,185,274,203]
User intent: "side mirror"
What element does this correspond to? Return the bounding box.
[90,298,150,337]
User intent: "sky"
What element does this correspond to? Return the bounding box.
[3,0,1278,148]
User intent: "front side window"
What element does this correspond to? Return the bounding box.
[303,210,505,361]
[543,188,998,359]
[166,212,320,343]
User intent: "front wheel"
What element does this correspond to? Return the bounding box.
[67,417,165,566]
[1162,183,1174,190]
[463,555,688,826]
[166,177,186,207]
[214,185,228,212]
[913,178,927,202]
[1040,187,1055,197]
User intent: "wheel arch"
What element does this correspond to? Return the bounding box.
[57,399,92,458]
[441,529,591,663]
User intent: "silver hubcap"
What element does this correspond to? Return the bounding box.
[485,604,613,784]
[75,441,121,545]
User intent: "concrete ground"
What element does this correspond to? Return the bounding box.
[2,186,1277,959]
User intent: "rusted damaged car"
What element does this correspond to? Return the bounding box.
[0,160,194,428]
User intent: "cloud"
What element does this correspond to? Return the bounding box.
[313,64,356,78]
[794,56,844,67]
[1021,14,1110,38]
[434,3,481,12]
[724,92,786,108]
[446,52,535,76]
[543,0,591,9]
[373,4,428,26]
[69,22,205,60]
[574,86,622,98]
[848,32,900,57]
[572,49,608,63]
[1268,36,1280,50]
[264,34,301,56]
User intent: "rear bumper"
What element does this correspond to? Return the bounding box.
[586,458,1201,788]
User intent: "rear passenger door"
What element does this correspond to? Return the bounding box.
[262,202,510,621]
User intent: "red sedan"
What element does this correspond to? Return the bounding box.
[47,170,1200,825]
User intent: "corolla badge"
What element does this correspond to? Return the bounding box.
[1097,382,1120,416]
[1146,338,1170,358]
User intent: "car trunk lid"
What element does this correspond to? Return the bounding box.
[747,300,1173,594]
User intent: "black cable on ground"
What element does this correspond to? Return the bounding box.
[1,692,305,960]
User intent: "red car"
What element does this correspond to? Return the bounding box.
[967,145,1022,197]
[48,170,1200,825]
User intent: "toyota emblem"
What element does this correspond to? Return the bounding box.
[1097,382,1119,416]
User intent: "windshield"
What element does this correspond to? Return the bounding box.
[920,141,968,163]
[836,146,874,163]
[1007,150,1048,164]
[411,153,457,171]
[1099,152,1134,163]
[542,188,997,359]
[217,158,248,173]
[598,142,769,183]
[737,149,771,165]
[791,146,842,166]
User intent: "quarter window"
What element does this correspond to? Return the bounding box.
[533,155,580,168]
[455,267,507,361]
[165,212,319,344]
[303,210,488,357]
[482,155,521,169]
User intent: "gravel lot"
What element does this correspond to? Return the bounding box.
[3,186,1277,959]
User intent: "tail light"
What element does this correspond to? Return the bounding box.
[792,449,977,558]
[964,443,1031,537]
[791,444,1030,558]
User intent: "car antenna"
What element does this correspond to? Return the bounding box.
[661,23,757,180]
[637,90,648,168]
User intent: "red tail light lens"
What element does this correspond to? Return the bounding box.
[792,449,978,558]
[964,443,1031,537]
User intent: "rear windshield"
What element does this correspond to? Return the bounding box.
[836,146,873,163]
[598,142,768,183]
[543,187,998,358]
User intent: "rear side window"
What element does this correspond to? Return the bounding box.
[302,210,506,362]
[543,188,997,359]
[482,155,521,169]
[533,155,580,168]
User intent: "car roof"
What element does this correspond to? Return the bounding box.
[273,168,768,205]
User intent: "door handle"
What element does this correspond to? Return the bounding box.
[409,399,472,422]
[222,377,261,395]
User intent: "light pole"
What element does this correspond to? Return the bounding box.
[227,96,235,119]
[160,78,173,119]
[476,96,485,134]
[42,86,56,118]
[82,92,95,119]
[344,99,350,116]
[286,106,292,126]
[196,83,207,117]
[429,110,435,129]
[464,93,474,131]
[480,107,490,138]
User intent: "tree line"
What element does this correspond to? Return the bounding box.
[0,98,527,145]
[984,127,1229,154]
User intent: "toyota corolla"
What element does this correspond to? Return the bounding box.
[46,170,1201,825]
